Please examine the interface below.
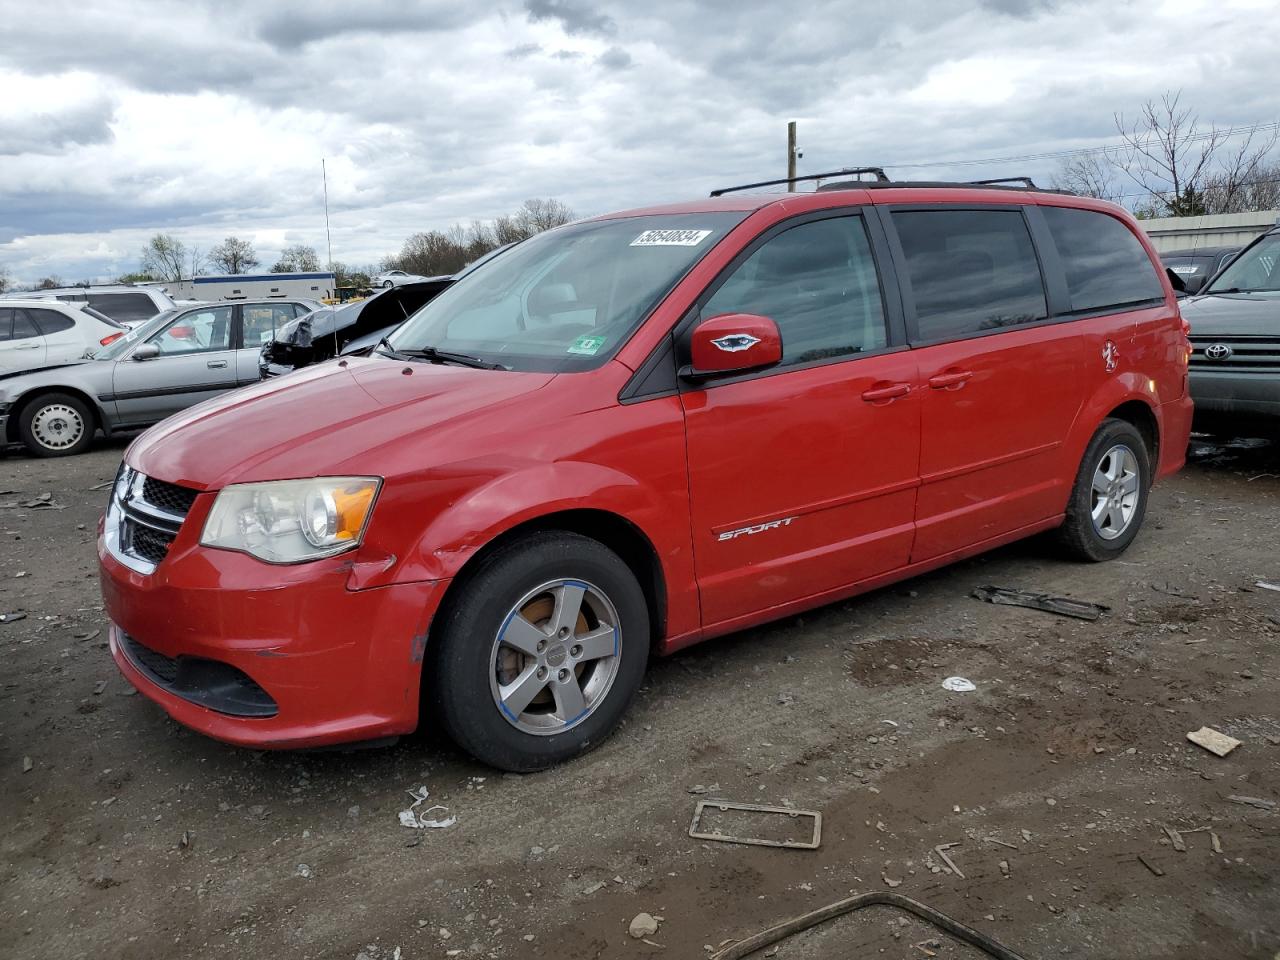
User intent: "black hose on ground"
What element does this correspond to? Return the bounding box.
[708,891,1030,960]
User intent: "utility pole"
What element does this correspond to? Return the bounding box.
[786,121,798,191]
[322,158,334,274]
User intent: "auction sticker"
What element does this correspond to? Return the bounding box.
[568,334,607,356]
[631,228,713,247]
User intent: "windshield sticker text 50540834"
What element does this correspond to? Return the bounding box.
[631,229,713,247]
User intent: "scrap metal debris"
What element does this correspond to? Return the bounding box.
[1162,825,1187,852]
[1255,581,1280,593]
[934,842,966,879]
[397,786,456,830]
[1227,795,1276,811]
[941,677,976,693]
[1,613,27,624]
[972,585,1110,621]
[688,800,822,850]
[708,892,1029,960]
[1138,854,1165,876]
[1186,726,1242,757]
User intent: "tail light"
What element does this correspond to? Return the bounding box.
[99,332,124,347]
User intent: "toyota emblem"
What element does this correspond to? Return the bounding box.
[1204,343,1232,361]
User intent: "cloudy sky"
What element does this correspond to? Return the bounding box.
[0,0,1276,286]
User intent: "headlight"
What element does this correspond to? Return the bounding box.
[200,477,381,563]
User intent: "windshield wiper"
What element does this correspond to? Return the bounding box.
[397,345,507,370]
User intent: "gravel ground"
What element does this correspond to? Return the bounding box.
[1,434,1278,960]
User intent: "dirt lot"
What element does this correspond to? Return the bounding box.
[2,435,1278,960]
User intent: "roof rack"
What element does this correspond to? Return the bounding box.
[710,167,889,197]
[969,176,1038,188]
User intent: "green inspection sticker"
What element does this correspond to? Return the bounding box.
[567,335,606,356]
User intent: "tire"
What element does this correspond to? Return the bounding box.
[428,531,649,772]
[1057,418,1151,562]
[382,280,393,288]
[17,392,95,457]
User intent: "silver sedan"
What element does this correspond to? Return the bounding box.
[0,299,320,457]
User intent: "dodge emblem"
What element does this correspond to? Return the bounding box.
[1204,343,1232,361]
[711,333,761,353]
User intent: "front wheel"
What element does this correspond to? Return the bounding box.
[382,279,394,288]
[1057,418,1151,561]
[17,392,94,457]
[428,531,649,771]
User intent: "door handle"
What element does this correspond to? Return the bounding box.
[928,369,973,390]
[861,382,911,403]
[15,343,41,350]
[207,359,228,368]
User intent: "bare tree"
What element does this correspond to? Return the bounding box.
[141,234,189,281]
[1052,151,1122,203]
[1113,91,1276,217]
[271,244,321,272]
[1203,160,1280,214]
[0,265,10,294]
[209,236,260,275]
[385,199,576,277]
[189,245,206,278]
[36,275,63,290]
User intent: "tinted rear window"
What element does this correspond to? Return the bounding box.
[11,309,40,340]
[1042,207,1164,312]
[27,307,76,335]
[892,208,1047,341]
[87,292,158,323]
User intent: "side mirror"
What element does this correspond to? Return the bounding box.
[1165,267,1187,294]
[684,313,782,380]
[132,342,160,361]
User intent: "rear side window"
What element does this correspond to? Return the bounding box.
[26,307,76,335]
[702,215,888,367]
[11,309,40,340]
[1041,207,1164,312]
[0,308,11,341]
[87,292,158,323]
[892,209,1047,342]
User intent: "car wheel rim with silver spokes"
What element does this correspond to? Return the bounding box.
[1090,443,1140,540]
[31,404,85,450]
[489,578,621,736]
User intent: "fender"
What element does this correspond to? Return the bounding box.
[1062,371,1161,483]
[350,459,701,640]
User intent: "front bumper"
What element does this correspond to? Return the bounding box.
[1189,369,1280,419]
[100,534,444,749]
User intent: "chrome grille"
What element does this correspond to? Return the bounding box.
[1189,335,1280,371]
[104,466,200,574]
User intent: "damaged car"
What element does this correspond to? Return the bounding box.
[100,173,1191,771]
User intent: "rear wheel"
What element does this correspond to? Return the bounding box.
[1058,418,1150,561]
[17,392,94,457]
[428,531,649,771]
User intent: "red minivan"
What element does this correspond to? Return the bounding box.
[99,174,1192,770]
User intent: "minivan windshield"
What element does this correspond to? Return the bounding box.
[1205,234,1280,295]
[387,212,747,371]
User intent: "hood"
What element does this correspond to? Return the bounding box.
[128,356,556,489]
[1180,293,1280,337]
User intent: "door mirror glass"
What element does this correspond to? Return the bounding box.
[132,342,160,361]
[686,313,782,378]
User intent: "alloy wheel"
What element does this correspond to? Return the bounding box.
[489,579,622,735]
[1090,443,1140,540]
